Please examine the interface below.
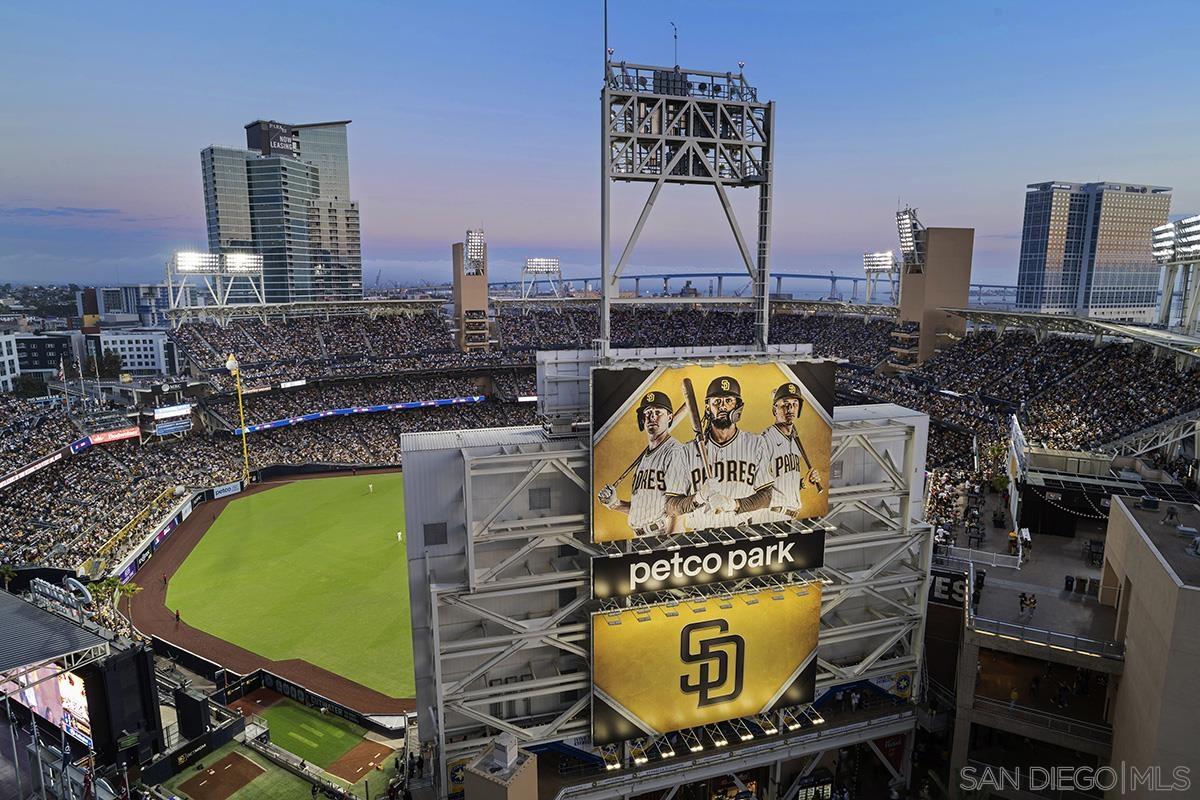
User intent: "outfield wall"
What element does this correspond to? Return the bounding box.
[149,636,405,736]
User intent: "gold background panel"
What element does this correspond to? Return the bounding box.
[593,362,832,542]
[592,585,822,735]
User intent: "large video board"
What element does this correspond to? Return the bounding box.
[592,362,834,542]
[1,665,93,747]
[591,585,821,745]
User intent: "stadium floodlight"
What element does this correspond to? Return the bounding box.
[705,725,728,747]
[756,714,778,735]
[680,728,704,753]
[631,739,649,765]
[524,257,560,274]
[465,228,486,265]
[172,251,220,274]
[602,746,622,770]
[863,251,896,272]
[730,718,755,742]
[222,252,263,274]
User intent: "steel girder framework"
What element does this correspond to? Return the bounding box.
[425,409,930,797]
[431,442,594,783]
[1096,407,1200,458]
[600,61,775,352]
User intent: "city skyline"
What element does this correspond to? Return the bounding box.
[1,0,1197,288]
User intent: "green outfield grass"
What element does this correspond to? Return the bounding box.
[168,472,413,698]
[258,698,365,768]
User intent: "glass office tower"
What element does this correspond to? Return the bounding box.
[1016,181,1171,322]
[200,120,362,303]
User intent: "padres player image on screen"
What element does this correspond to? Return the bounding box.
[664,376,774,531]
[762,382,824,520]
[596,391,683,536]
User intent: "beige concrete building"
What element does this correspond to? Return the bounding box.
[453,228,490,352]
[896,226,973,363]
[1100,496,1200,794]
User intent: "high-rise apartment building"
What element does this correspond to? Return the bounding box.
[200,120,362,304]
[1016,181,1171,322]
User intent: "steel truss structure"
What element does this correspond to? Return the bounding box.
[409,403,931,798]
[1096,407,1200,458]
[600,61,775,352]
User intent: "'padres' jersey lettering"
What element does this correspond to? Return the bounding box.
[762,425,805,521]
[666,429,773,531]
[627,438,680,530]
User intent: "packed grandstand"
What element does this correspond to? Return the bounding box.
[2,301,1199,594]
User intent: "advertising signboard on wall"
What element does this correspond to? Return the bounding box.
[591,362,834,543]
[591,584,821,746]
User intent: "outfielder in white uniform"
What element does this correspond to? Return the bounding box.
[664,376,774,531]
[761,381,822,521]
[598,391,682,536]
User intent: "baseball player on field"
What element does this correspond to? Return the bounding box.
[597,391,682,536]
[761,381,822,521]
[664,375,774,530]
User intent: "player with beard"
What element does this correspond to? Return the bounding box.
[597,391,682,536]
[665,375,774,530]
[761,381,822,521]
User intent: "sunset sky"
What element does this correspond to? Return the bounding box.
[2,0,1196,289]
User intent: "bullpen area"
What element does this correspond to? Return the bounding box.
[131,471,414,713]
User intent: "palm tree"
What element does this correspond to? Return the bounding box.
[117,582,144,631]
[0,564,16,593]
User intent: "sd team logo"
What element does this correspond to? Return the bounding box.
[591,585,821,745]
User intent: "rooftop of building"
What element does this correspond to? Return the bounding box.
[1025,180,1172,194]
[937,487,1121,653]
[1116,495,1200,588]
[243,119,352,129]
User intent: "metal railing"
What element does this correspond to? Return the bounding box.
[973,697,1113,745]
[965,565,1125,660]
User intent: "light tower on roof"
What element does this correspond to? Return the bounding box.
[863,250,899,305]
[522,257,563,299]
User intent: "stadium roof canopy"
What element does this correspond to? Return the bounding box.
[0,591,109,676]
[944,307,1200,364]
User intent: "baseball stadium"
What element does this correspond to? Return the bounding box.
[1,52,1200,800]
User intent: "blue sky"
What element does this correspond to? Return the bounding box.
[1,0,1196,288]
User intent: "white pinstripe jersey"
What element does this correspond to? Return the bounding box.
[665,428,773,530]
[763,424,807,512]
[626,437,681,531]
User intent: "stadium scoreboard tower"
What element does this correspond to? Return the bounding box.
[599,60,775,352]
[402,346,934,799]
[453,228,490,352]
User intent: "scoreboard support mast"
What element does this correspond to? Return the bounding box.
[599,58,776,356]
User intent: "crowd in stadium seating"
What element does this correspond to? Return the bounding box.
[496,304,895,367]
[10,304,1200,581]
[1020,344,1200,450]
[202,370,535,426]
[916,330,1095,405]
[0,400,536,571]
[0,396,80,472]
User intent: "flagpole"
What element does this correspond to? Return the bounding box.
[59,357,70,415]
[93,352,102,407]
